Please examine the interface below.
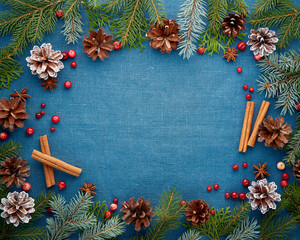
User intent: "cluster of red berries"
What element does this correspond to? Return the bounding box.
[281,172,289,188]
[61,50,76,89]
[232,162,248,170]
[104,198,119,219]
[225,191,246,200]
[207,184,219,191]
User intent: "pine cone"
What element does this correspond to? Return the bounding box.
[0,97,29,132]
[146,18,181,53]
[293,160,300,180]
[0,156,30,188]
[26,43,64,80]
[246,179,281,214]
[120,197,155,231]
[82,28,114,61]
[0,191,35,227]
[185,200,210,226]
[221,13,246,37]
[247,28,279,57]
[258,116,292,150]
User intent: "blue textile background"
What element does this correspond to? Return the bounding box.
[0,0,299,239]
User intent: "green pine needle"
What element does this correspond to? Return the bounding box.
[0,141,21,162]
[225,218,260,240]
[178,229,202,240]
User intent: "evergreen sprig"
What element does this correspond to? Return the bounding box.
[187,202,250,239]
[0,140,21,161]
[177,0,207,59]
[46,191,96,240]
[250,0,300,50]
[178,229,202,240]
[198,0,247,55]
[257,50,300,116]
[225,218,260,240]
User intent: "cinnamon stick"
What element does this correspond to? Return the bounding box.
[40,135,55,188]
[31,150,82,177]
[248,100,270,147]
[239,101,255,152]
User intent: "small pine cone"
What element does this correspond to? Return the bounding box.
[82,28,114,61]
[221,13,246,37]
[0,191,35,227]
[258,116,292,150]
[247,28,279,57]
[293,160,300,180]
[0,97,29,132]
[120,197,155,231]
[185,200,210,226]
[26,43,64,80]
[0,156,30,188]
[146,18,181,53]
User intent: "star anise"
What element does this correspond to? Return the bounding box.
[253,162,270,179]
[9,87,31,102]
[40,78,58,91]
[223,47,239,62]
[80,182,96,195]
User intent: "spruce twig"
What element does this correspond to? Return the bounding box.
[225,218,260,240]
[178,229,202,240]
[0,141,21,161]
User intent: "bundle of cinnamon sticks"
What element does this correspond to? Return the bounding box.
[238,100,270,153]
[32,135,82,188]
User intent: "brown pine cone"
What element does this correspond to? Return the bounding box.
[293,160,300,180]
[82,28,114,61]
[258,116,292,150]
[0,156,30,188]
[146,18,181,53]
[120,196,155,231]
[0,97,29,132]
[185,200,210,226]
[221,13,246,37]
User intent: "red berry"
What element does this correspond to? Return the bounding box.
[296,103,300,111]
[0,132,8,141]
[113,41,121,50]
[50,127,55,132]
[210,209,215,215]
[231,192,238,199]
[68,49,76,58]
[242,162,248,168]
[122,201,129,208]
[281,180,289,188]
[110,203,118,211]
[243,84,248,90]
[249,87,254,93]
[52,115,60,123]
[26,127,34,136]
[104,210,112,219]
[47,206,53,214]
[40,110,45,115]
[238,192,246,200]
[56,9,63,18]
[35,112,42,119]
[237,42,247,51]
[41,103,46,108]
[113,198,118,204]
[64,81,72,89]
[213,184,219,190]
[22,182,31,192]
[58,180,66,190]
[254,54,262,61]
[180,200,187,206]
[282,173,289,180]
[232,164,239,170]
[245,94,252,100]
[225,192,231,199]
[197,46,205,54]
[61,52,68,60]
[237,67,242,73]
[242,179,249,187]
[207,186,213,191]
[71,62,77,68]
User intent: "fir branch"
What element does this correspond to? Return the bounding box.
[178,229,202,240]
[257,50,300,116]
[0,140,21,161]
[143,187,186,240]
[250,0,300,49]
[89,201,109,220]
[144,0,165,25]
[46,192,96,240]
[177,0,206,59]
[225,218,260,240]
[283,182,300,218]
